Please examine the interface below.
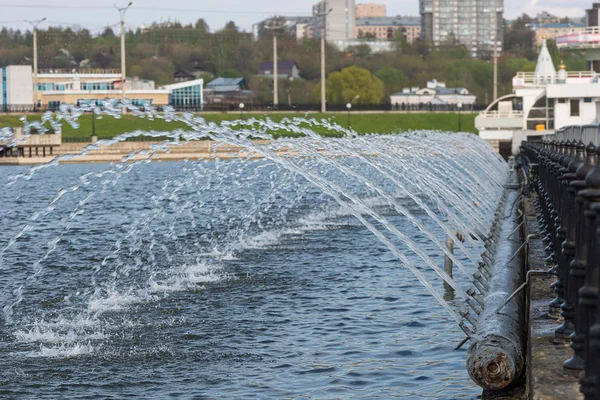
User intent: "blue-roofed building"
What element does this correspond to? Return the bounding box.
[531,22,586,48]
[257,62,300,80]
[204,77,253,105]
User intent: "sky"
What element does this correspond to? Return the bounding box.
[0,0,592,33]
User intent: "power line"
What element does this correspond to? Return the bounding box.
[0,4,311,15]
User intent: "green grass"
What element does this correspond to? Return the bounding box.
[0,112,477,141]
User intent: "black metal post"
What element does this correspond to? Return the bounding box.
[563,139,587,370]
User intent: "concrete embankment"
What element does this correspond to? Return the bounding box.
[0,140,274,165]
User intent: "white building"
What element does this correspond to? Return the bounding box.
[1,65,33,112]
[475,36,600,154]
[0,66,204,110]
[390,80,476,108]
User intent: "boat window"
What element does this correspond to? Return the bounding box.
[570,99,580,117]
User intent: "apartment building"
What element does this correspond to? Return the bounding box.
[420,0,503,57]
[356,16,421,43]
[356,3,386,18]
[312,0,357,41]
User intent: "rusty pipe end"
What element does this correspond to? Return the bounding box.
[467,335,523,390]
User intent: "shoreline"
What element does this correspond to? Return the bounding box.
[0,140,277,165]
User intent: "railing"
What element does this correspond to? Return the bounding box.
[557,26,600,48]
[38,69,121,75]
[513,71,598,87]
[520,125,600,397]
[477,110,524,119]
[0,103,486,114]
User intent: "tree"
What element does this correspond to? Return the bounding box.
[375,66,407,94]
[504,14,536,59]
[221,68,242,78]
[314,66,384,104]
[194,19,209,33]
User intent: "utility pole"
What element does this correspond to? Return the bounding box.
[493,0,498,102]
[265,20,285,108]
[25,18,46,111]
[317,8,333,113]
[274,35,278,107]
[116,2,133,110]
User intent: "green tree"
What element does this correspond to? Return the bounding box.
[314,66,384,104]
[375,66,407,95]
[221,68,242,78]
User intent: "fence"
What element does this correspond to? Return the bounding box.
[1,103,485,114]
[520,124,600,398]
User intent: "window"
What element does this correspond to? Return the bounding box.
[557,98,566,104]
[571,99,580,117]
[584,97,593,103]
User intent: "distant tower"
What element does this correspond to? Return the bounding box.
[312,0,357,42]
[534,37,557,84]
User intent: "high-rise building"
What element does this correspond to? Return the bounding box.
[420,0,503,58]
[312,0,357,41]
[356,3,386,18]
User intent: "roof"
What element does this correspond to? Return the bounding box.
[356,16,421,27]
[208,85,243,93]
[391,86,470,96]
[173,69,195,78]
[535,38,556,77]
[160,78,204,91]
[436,87,468,95]
[207,77,245,87]
[532,22,586,29]
[257,61,298,74]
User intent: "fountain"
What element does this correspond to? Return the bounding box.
[0,103,510,398]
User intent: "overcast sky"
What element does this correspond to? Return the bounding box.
[0,0,591,33]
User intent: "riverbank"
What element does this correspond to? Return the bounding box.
[0,140,287,165]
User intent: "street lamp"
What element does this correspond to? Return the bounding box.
[346,94,359,130]
[457,102,463,132]
[346,103,352,130]
[115,2,133,111]
[25,17,46,111]
[239,102,245,121]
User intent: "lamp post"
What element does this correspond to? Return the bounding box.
[346,103,352,130]
[264,19,285,108]
[25,17,46,111]
[317,8,333,113]
[457,102,463,132]
[239,102,245,121]
[115,2,133,111]
[346,94,359,130]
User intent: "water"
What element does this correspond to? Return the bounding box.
[0,110,506,398]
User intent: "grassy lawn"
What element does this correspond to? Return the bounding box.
[0,112,477,141]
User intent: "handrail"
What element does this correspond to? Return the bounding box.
[477,111,524,118]
[512,71,598,86]
[38,69,121,75]
[514,71,598,79]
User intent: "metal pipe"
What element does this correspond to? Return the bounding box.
[467,169,525,391]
